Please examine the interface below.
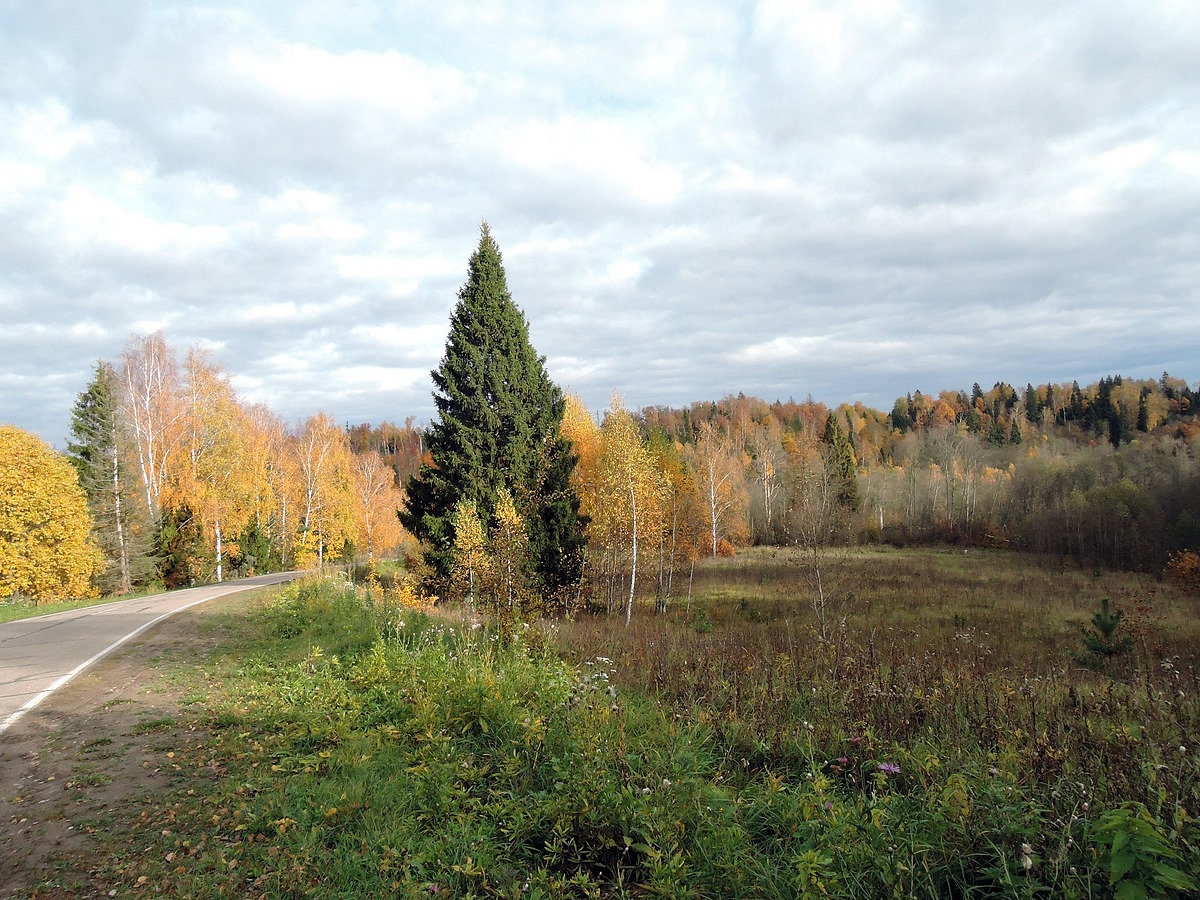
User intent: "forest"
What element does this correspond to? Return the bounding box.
[0,323,1197,605]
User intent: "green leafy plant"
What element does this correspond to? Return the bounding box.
[1092,803,1196,899]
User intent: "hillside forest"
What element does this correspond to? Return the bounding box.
[2,324,1197,605]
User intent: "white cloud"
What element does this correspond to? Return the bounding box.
[0,0,1196,445]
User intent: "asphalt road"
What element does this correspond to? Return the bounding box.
[0,572,299,736]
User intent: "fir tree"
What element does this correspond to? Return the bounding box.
[401,224,586,593]
[822,412,859,510]
[67,361,155,595]
[1024,383,1042,424]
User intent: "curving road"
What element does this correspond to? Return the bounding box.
[0,572,299,736]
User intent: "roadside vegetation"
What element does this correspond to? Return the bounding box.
[56,549,1197,898]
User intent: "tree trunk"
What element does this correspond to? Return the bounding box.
[626,483,637,627]
[215,520,223,582]
[110,433,131,595]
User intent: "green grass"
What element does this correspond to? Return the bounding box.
[63,554,1200,898]
[0,592,137,623]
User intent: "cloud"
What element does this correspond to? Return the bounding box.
[0,0,1197,446]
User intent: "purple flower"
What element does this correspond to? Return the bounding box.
[824,801,834,811]
[878,762,901,775]
[837,756,848,766]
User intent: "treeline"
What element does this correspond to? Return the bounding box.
[60,331,407,597]
[620,373,1199,575]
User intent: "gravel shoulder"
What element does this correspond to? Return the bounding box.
[0,590,261,899]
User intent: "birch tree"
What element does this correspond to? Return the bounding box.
[686,420,748,556]
[353,452,405,560]
[292,411,355,567]
[599,399,667,624]
[117,331,182,518]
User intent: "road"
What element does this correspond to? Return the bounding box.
[0,572,299,736]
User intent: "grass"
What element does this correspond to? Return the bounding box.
[0,592,138,623]
[54,549,1200,898]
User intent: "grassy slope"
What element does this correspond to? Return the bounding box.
[54,550,1200,899]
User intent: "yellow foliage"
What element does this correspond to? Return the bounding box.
[391,573,435,612]
[0,424,103,601]
[1165,551,1200,593]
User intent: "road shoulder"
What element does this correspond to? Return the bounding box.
[0,590,262,899]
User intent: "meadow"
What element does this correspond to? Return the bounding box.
[62,548,1199,898]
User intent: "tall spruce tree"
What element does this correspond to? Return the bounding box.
[67,361,155,595]
[822,412,859,510]
[402,224,585,592]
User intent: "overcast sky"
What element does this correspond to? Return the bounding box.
[2,1,1198,446]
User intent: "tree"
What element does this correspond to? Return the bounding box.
[178,349,254,582]
[401,224,585,593]
[685,420,748,556]
[482,487,532,627]
[450,497,489,605]
[292,412,355,567]
[0,425,103,602]
[746,418,785,542]
[67,361,155,594]
[597,398,667,624]
[822,412,859,511]
[117,331,182,518]
[353,453,405,560]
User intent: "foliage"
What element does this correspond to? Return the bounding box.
[66,360,157,594]
[0,424,103,601]
[1092,803,1196,899]
[402,224,585,593]
[449,496,489,605]
[292,411,356,568]
[1082,596,1134,658]
[1165,551,1200,594]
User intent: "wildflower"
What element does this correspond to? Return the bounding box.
[879,762,901,775]
[1021,843,1033,873]
[662,778,672,789]
[824,801,833,811]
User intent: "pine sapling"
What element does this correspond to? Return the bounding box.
[1082,596,1133,658]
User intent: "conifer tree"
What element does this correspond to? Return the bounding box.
[402,224,585,593]
[822,412,859,510]
[67,361,155,594]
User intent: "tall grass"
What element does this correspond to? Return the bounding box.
[90,555,1198,898]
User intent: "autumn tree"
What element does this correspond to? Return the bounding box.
[402,224,585,593]
[646,427,692,612]
[292,412,355,567]
[450,497,489,605]
[241,403,290,571]
[118,331,182,519]
[178,349,254,582]
[746,417,785,543]
[353,453,405,560]
[598,398,667,624]
[685,420,748,556]
[481,487,532,627]
[560,392,604,605]
[67,361,155,594]
[0,425,103,602]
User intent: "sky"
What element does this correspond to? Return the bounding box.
[2,1,1198,446]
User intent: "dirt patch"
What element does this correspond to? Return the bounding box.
[0,591,257,899]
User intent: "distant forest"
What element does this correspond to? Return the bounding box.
[353,372,1199,577]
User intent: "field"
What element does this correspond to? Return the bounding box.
[21,548,1200,898]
